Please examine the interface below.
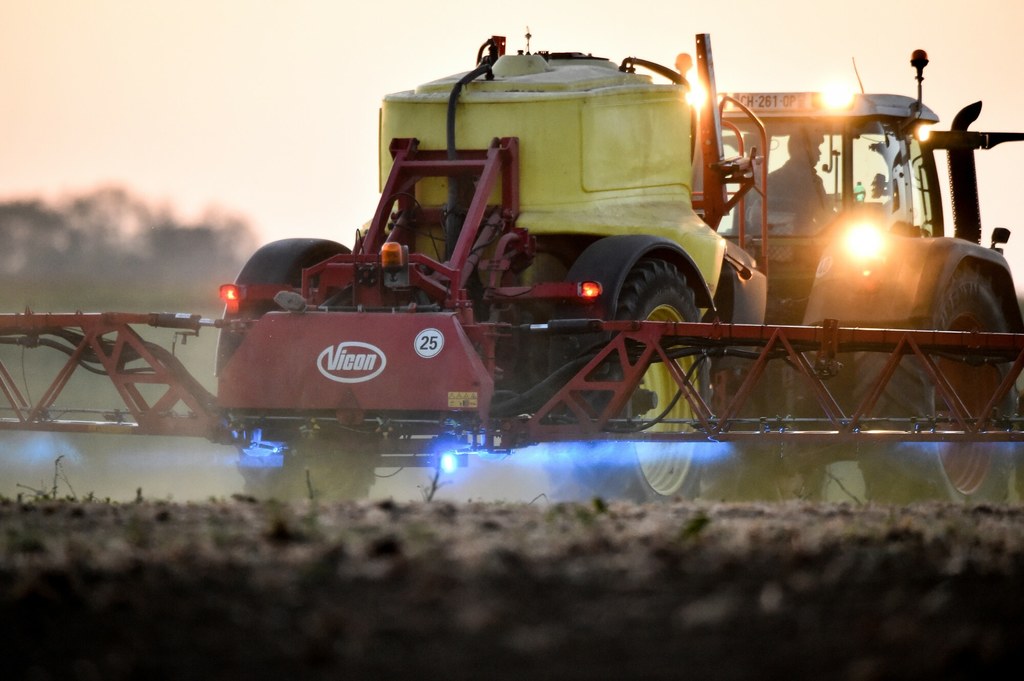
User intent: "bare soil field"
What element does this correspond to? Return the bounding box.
[2,497,1024,681]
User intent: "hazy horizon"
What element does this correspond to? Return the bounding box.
[3,1,1024,282]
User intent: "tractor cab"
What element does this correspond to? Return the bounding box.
[720,92,941,323]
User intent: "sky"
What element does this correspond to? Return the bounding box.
[3,0,1024,277]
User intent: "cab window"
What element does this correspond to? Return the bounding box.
[850,124,916,233]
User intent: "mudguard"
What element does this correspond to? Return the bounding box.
[803,235,1023,331]
[713,241,767,324]
[563,235,716,319]
[233,238,350,286]
[217,238,350,374]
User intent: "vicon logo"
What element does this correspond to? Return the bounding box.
[317,342,387,383]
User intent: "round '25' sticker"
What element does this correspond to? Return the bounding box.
[414,328,444,358]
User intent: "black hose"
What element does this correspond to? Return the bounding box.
[603,354,709,433]
[475,37,501,68]
[490,352,595,417]
[490,339,750,418]
[446,63,494,161]
[444,61,494,260]
[617,57,686,85]
[0,334,148,376]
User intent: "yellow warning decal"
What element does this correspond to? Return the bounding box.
[448,392,478,408]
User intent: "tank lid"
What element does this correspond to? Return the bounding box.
[411,55,654,96]
[491,53,550,77]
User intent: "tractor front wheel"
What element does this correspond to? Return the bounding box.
[859,265,1015,503]
[931,266,1015,502]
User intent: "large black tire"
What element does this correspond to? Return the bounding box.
[217,238,349,373]
[238,439,377,501]
[563,259,707,502]
[859,265,1015,503]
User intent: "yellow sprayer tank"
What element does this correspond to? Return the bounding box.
[379,51,724,289]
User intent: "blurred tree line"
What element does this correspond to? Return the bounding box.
[0,186,260,311]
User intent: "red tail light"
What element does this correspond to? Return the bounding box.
[219,284,241,314]
[579,281,602,299]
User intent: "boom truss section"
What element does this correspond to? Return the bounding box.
[510,319,1024,447]
[1,311,1023,449]
[0,312,222,438]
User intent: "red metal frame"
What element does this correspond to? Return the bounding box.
[4,312,1022,447]
[301,137,521,310]
[511,320,1024,447]
[0,312,221,438]
[691,34,762,236]
[718,96,769,272]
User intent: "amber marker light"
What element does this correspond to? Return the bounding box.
[380,241,407,271]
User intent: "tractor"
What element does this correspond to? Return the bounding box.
[3,35,1022,504]
[213,36,1024,502]
[711,51,1024,501]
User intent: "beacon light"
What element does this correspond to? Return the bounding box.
[380,241,407,271]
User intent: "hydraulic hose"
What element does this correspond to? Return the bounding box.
[491,341,734,418]
[444,61,494,260]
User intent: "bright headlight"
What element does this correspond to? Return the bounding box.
[839,223,888,276]
[844,223,886,262]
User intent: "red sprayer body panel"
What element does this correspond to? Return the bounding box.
[217,311,492,416]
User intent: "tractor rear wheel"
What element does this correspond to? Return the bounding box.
[568,259,706,502]
[238,439,377,501]
[860,265,1015,503]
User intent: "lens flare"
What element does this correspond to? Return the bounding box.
[843,223,886,261]
[440,452,459,474]
[821,84,855,109]
[685,67,707,107]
